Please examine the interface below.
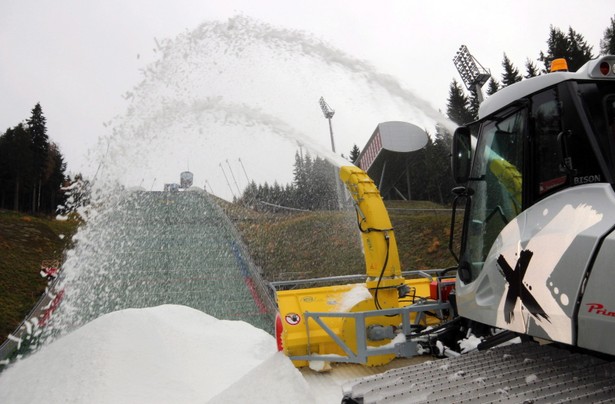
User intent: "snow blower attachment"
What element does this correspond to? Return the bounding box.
[275,166,455,367]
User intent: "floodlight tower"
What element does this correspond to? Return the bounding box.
[319,96,336,153]
[453,45,491,103]
[319,96,345,209]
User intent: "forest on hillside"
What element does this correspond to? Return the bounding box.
[0,104,68,215]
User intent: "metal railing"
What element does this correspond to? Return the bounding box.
[289,301,452,364]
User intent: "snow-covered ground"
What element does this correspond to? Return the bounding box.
[0,305,318,403]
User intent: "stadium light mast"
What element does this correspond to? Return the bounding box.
[319,96,336,153]
[453,45,491,103]
[319,96,345,210]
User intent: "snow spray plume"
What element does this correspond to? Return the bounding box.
[39,14,455,346]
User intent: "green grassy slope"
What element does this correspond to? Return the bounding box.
[228,199,457,282]
[0,210,78,344]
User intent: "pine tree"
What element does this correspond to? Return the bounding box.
[27,103,49,212]
[59,173,91,215]
[425,126,455,204]
[271,182,283,205]
[566,27,594,71]
[468,90,480,121]
[406,137,430,201]
[0,124,34,210]
[41,142,67,212]
[0,106,66,213]
[501,53,523,87]
[240,180,259,206]
[486,78,500,96]
[310,156,337,210]
[539,25,569,72]
[349,144,360,163]
[293,151,308,207]
[600,15,615,55]
[524,59,540,79]
[446,79,474,125]
[539,25,593,72]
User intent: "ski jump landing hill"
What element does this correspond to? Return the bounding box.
[0,188,276,364]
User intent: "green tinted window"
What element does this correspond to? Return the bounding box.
[463,109,526,282]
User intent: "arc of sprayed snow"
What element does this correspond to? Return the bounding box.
[83,95,350,200]
[195,15,457,133]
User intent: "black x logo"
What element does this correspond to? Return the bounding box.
[497,249,550,324]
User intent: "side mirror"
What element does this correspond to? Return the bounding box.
[452,126,472,184]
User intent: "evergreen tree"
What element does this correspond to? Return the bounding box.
[524,58,540,79]
[566,27,594,71]
[468,90,480,121]
[501,53,523,87]
[310,156,337,210]
[41,142,67,212]
[240,149,339,211]
[59,173,91,216]
[240,180,258,206]
[423,127,454,204]
[406,137,430,201]
[301,153,313,207]
[271,181,283,205]
[0,106,66,214]
[486,78,500,96]
[539,25,569,72]
[0,124,34,210]
[258,182,270,206]
[293,150,308,207]
[27,103,49,212]
[446,79,474,125]
[600,15,615,55]
[349,144,360,163]
[539,25,593,72]
[422,137,437,203]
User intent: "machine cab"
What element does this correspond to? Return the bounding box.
[451,56,615,351]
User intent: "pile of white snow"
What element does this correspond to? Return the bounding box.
[0,305,315,403]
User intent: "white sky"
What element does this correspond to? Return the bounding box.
[1,0,613,198]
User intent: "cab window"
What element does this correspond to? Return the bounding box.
[578,82,615,181]
[531,84,607,202]
[532,89,566,196]
[462,108,526,281]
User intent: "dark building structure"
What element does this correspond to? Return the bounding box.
[356,121,427,200]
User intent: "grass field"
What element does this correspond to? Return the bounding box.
[226,199,458,282]
[0,210,78,344]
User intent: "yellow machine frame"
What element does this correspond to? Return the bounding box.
[275,166,453,367]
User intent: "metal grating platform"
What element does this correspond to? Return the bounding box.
[342,342,615,403]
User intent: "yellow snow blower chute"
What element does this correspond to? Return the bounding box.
[274,166,454,368]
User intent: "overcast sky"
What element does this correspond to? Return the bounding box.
[1,1,613,197]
